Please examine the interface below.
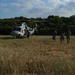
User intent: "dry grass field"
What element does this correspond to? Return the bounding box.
[0,35,75,75]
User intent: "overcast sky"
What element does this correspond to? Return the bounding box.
[0,0,75,18]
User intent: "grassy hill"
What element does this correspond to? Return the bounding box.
[0,35,75,75]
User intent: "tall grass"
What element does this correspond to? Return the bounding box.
[0,35,75,75]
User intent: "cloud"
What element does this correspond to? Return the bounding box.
[0,0,75,18]
[0,8,10,13]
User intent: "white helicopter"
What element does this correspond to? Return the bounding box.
[11,22,37,38]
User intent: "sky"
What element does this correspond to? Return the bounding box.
[0,0,75,19]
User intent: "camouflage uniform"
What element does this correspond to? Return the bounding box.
[60,31,65,43]
[52,30,57,40]
[65,29,71,44]
[27,30,30,38]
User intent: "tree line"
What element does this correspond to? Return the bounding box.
[0,15,75,35]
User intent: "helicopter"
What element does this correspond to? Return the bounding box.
[11,22,37,38]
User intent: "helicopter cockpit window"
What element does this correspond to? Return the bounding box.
[16,28,21,31]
